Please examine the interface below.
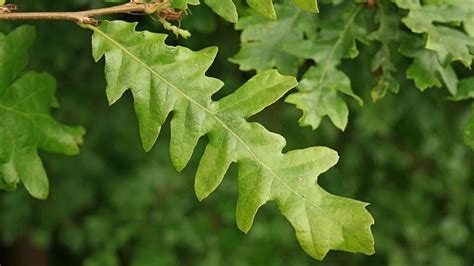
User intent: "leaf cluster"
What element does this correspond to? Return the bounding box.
[231,0,474,137]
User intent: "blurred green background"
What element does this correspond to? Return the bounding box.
[0,1,473,265]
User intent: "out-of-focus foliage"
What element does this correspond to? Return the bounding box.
[0,0,473,265]
[394,0,474,67]
[233,1,368,131]
[369,1,401,101]
[284,3,366,131]
[232,0,474,137]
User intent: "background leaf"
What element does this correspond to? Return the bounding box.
[203,0,238,23]
[399,34,459,94]
[394,0,474,66]
[369,1,401,101]
[284,3,366,131]
[169,0,200,9]
[394,0,474,95]
[0,26,85,199]
[246,0,318,20]
[230,4,316,75]
[232,2,366,131]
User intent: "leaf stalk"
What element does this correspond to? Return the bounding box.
[0,1,167,25]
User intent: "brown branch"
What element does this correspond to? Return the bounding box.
[0,1,167,25]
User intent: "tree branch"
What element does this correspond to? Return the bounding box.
[0,1,167,25]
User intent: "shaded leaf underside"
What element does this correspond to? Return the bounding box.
[89,21,374,259]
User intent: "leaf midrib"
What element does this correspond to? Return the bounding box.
[267,10,302,58]
[318,5,361,86]
[0,102,49,118]
[90,25,324,211]
[0,116,17,172]
[0,103,56,146]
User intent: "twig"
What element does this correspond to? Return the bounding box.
[0,1,167,25]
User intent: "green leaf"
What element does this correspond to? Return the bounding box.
[293,0,318,12]
[169,0,199,9]
[0,26,85,199]
[399,34,458,94]
[246,0,318,20]
[204,0,238,23]
[230,4,316,75]
[394,0,474,67]
[369,1,401,101]
[246,0,277,20]
[110,0,316,22]
[416,0,474,36]
[89,20,374,259]
[451,77,474,101]
[284,3,365,130]
[286,66,352,131]
[232,2,367,130]
[0,0,5,6]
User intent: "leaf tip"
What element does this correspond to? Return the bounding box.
[229,17,239,24]
[35,191,49,200]
[203,46,219,59]
[141,141,155,153]
[237,223,251,234]
[195,189,208,202]
[28,183,49,200]
[67,126,86,155]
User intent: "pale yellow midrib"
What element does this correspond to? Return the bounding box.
[318,5,362,85]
